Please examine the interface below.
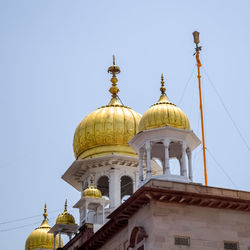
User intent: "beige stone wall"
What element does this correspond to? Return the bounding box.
[101,200,250,250]
[149,200,250,250]
[101,226,129,250]
[101,204,154,250]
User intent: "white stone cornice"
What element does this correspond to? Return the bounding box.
[129,126,201,153]
[62,155,139,191]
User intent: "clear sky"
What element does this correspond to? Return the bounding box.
[1,0,250,249]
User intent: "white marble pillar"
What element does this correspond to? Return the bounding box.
[59,233,62,248]
[145,141,151,179]
[53,233,56,250]
[187,148,193,181]
[163,139,170,175]
[181,142,187,177]
[94,207,97,224]
[79,209,82,226]
[82,180,85,192]
[138,148,144,183]
[69,233,72,240]
[109,168,121,210]
[134,171,139,190]
[94,173,100,187]
[178,157,183,175]
[85,202,88,223]
[102,204,105,224]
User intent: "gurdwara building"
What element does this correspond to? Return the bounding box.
[25,59,250,250]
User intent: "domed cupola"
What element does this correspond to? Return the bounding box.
[73,56,141,160]
[73,176,109,228]
[82,176,102,199]
[49,200,78,245]
[129,74,201,186]
[56,200,76,225]
[138,74,190,132]
[25,204,63,250]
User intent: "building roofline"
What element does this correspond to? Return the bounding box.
[72,179,250,250]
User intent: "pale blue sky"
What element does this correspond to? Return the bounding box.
[1,0,250,249]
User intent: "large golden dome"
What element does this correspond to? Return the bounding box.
[139,75,190,132]
[25,204,63,250]
[56,200,76,225]
[73,59,141,159]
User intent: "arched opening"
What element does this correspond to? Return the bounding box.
[97,175,110,208]
[97,176,109,198]
[128,227,147,250]
[151,142,165,175]
[169,158,180,175]
[121,176,133,203]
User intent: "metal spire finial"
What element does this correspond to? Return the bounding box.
[108,55,121,98]
[43,203,48,220]
[193,31,202,54]
[160,73,166,95]
[193,31,200,45]
[64,199,68,212]
[90,175,94,186]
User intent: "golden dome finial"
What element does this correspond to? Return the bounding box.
[157,74,169,103]
[64,199,68,212]
[160,73,166,95]
[90,175,94,186]
[43,203,48,220]
[108,55,121,99]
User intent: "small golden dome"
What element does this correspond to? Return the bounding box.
[56,200,76,225]
[138,74,190,132]
[25,204,63,250]
[82,176,102,199]
[73,57,141,159]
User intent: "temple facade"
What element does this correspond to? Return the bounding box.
[25,57,250,250]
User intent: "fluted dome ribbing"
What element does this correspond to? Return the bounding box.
[73,97,141,159]
[73,58,141,159]
[138,75,190,132]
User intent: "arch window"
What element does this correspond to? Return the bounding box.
[128,227,147,250]
[97,176,109,198]
[121,176,133,203]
